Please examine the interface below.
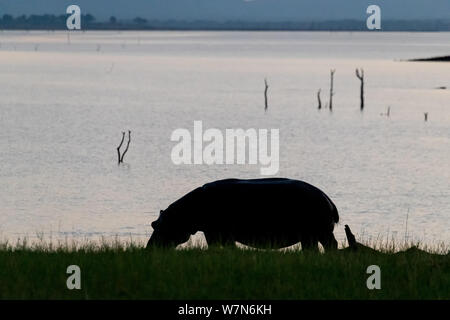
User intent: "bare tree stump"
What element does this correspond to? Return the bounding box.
[117,130,131,164]
[355,68,365,111]
[117,131,125,164]
[329,69,335,111]
[120,130,131,163]
[345,225,358,250]
[264,78,269,112]
[380,106,391,117]
[317,89,322,110]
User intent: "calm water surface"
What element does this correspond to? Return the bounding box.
[0,31,449,246]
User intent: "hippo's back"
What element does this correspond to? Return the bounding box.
[204,177,315,190]
[203,178,330,203]
[200,178,338,231]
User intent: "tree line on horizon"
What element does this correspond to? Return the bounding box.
[0,14,449,31]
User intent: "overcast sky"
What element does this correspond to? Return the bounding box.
[0,0,449,21]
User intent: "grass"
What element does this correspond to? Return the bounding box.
[0,238,448,300]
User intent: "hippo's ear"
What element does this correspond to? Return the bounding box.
[151,220,159,230]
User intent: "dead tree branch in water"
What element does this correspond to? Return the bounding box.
[117,130,131,164]
[117,131,125,164]
[264,78,269,112]
[329,69,335,111]
[120,130,131,163]
[317,89,322,110]
[355,68,365,111]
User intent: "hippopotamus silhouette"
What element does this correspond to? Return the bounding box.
[147,178,339,250]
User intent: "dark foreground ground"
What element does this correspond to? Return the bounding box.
[0,242,448,300]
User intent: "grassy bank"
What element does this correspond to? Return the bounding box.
[0,241,448,300]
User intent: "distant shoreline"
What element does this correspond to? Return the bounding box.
[1,15,450,32]
[2,29,450,33]
[409,55,450,62]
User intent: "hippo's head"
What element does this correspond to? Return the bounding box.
[146,210,193,249]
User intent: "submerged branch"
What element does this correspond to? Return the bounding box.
[120,130,131,163]
[117,131,125,164]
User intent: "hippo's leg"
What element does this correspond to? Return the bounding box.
[319,231,338,252]
[204,231,235,248]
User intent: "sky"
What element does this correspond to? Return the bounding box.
[0,0,449,21]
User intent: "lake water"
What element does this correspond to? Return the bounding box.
[0,31,449,247]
